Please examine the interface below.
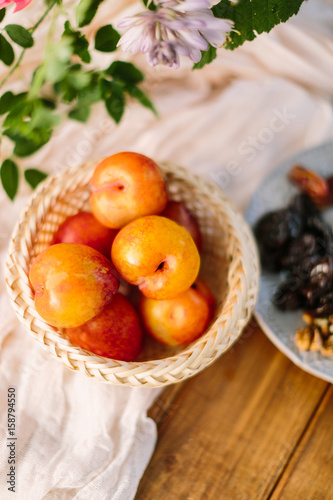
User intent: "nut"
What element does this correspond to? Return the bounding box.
[302,313,313,325]
[309,327,323,352]
[321,335,333,356]
[313,317,329,336]
[295,327,314,351]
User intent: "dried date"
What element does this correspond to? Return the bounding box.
[289,165,329,206]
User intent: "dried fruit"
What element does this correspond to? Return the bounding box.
[304,216,333,256]
[280,233,317,269]
[257,245,283,272]
[273,276,305,311]
[288,165,329,206]
[290,193,320,218]
[254,165,333,356]
[308,256,333,291]
[254,209,301,249]
[307,292,333,317]
[325,176,333,207]
[254,208,302,271]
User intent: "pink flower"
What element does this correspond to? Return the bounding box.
[0,0,32,12]
[117,0,233,69]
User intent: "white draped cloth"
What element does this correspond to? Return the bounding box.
[0,0,333,498]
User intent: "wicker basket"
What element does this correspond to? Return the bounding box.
[5,162,259,387]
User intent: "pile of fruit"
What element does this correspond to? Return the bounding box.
[29,152,216,362]
[254,165,333,356]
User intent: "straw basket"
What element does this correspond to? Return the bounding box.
[5,162,259,387]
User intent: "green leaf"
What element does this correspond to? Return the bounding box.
[142,0,157,10]
[62,21,91,63]
[0,91,14,114]
[213,0,306,50]
[13,139,46,157]
[4,128,52,157]
[4,24,34,48]
[68,106,91,122]
[44,37,73,83]
[0,34,14,66]
[24,168,48,189]
[14,135,51,157]
[1,159,19,200]
[2,100,55,159]
[101,79,125,123]
[53,65,94,103]
[77,74,102,106]
[3,100,33,128]
[53,78,78,102]
[0,8,6,23]
[106,61,144,84]
[29,102,61,129]
[76,0,103,28]
[193,46,217,70]
[0,91,26,115]
[127,85,157,115]
[68,69,91,90]
[41,98,56,110]
[95,24,120,52]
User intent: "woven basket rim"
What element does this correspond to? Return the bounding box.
[5,161,259,387]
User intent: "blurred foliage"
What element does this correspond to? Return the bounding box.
[0,0,306,199]
[0,2,155,199]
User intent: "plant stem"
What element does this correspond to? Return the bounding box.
[28,3,59,100]
[32,0,58,33]
[0,0,58,89]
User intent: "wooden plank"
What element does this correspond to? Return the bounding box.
[148,381,185,427]
[136,323,328,500]
[270,384,333,500]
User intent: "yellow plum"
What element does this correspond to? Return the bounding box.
[111,216,200,300]
[29,243,119,328]
[162,201,202,251]
[140,285,210,346]
[90,152,168,229]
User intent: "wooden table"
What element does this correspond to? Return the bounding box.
[136,320,333,500]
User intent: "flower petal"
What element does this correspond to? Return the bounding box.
[177,28,208,50]
[200,28,227,47]
[118,1,232,69]
[186,10,233,31]
[175,0,212,11]
[4,0,32,11]
[159,0,212,10]
[187,45,202,63]
[118,26,147,54]
[141,27,157,53]
[0,0,13,8]
[117,16,139,29]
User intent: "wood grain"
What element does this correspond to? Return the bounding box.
[270,385,333,500]
[136,323,329,500]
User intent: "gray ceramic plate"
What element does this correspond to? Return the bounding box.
[246,141,333,383]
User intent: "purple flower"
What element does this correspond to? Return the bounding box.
[160,0,212,9]
[117,0,233,69]
[147,41,180,69]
